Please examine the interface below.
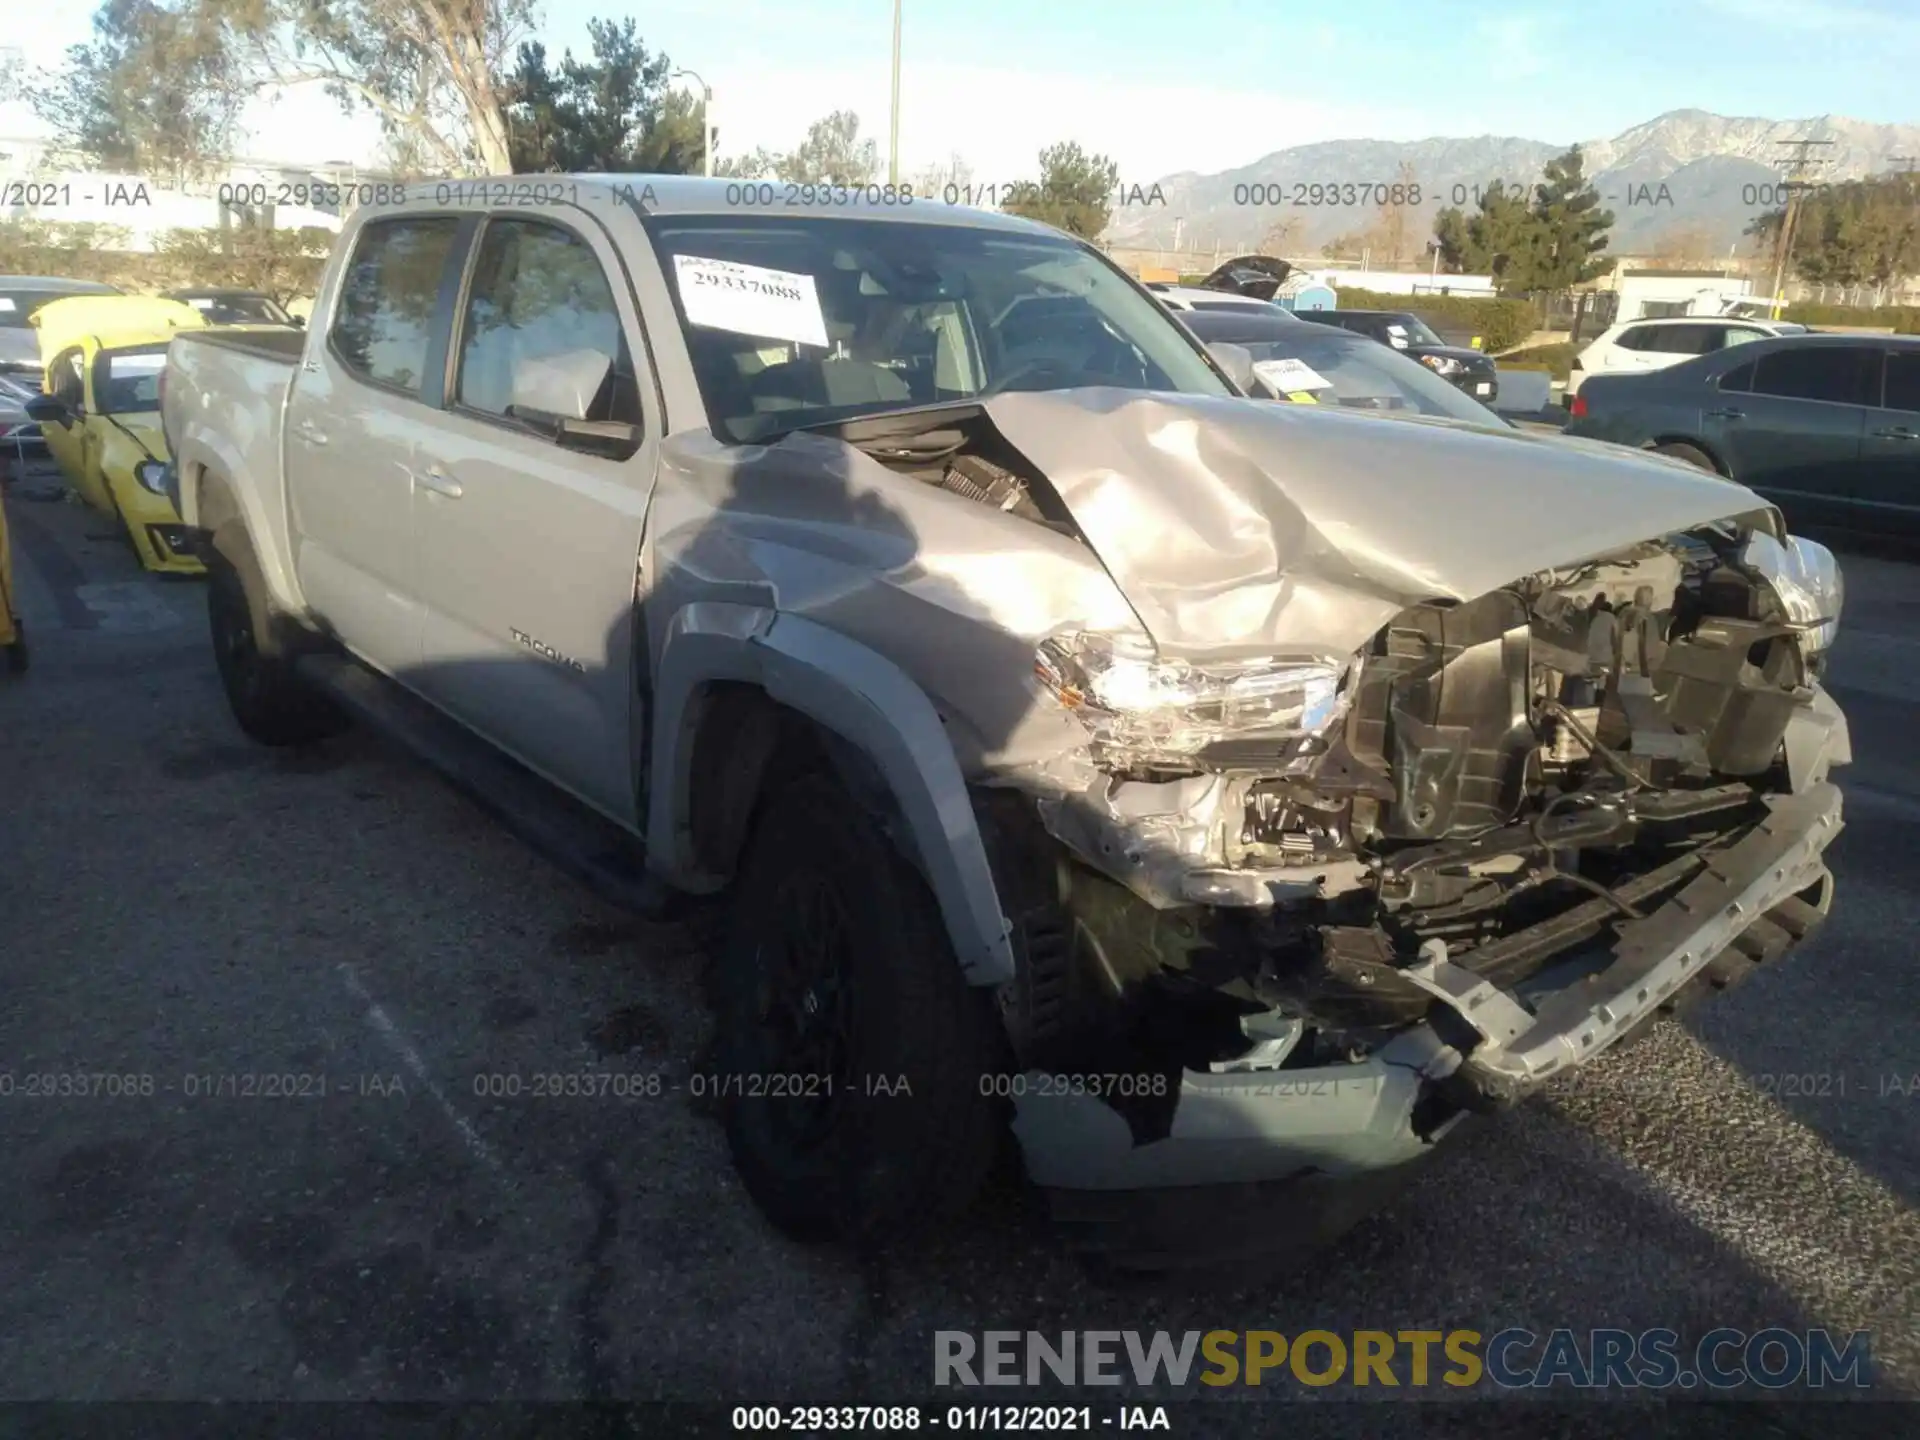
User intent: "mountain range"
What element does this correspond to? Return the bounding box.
[1106,109,1920,263]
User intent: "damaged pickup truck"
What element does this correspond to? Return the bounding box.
[159,180,1849,1268]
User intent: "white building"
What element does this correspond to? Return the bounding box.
[1315,267,1499,298]
[1607,267,1755,323]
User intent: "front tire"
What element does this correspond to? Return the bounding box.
[714,772,1005,1245]
[206,528,346,747]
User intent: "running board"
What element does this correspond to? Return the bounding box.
[295,652,681,920]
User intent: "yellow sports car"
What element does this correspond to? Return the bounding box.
[27,296,209,575]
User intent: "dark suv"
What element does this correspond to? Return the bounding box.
[1297,308,1498,404]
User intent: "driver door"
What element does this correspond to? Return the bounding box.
[40,344,109,510]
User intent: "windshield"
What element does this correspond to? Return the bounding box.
[1240,332,1499,423]
[647,214,1231,442]
[178,293,293,326]
[96,344,170,414]
[1381,315,1445,348]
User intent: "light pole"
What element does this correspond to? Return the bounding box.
[672,69,715,177]
[888,0,902,185]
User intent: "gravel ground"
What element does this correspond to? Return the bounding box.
[1,458,1914,1432]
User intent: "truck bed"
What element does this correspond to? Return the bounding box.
[173,327,307,364]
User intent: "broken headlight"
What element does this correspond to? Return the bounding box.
[1034,630,1352,768]
[1743,531,1844,655]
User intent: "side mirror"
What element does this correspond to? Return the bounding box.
[1206,342,1257,393]
[557,416,643,460]
[24,394,73,428]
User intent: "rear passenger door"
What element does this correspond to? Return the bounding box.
[408,210,662,823]
[287,212,466,675]
[1855,347,1920,532]
[1601,323,1660,374]
[1711,344,1875,527]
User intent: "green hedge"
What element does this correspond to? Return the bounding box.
[1329,288,1541,355]
[1781,302,1920,334]
[1495,342,1580,380]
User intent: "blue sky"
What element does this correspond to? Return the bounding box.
[5,0,1915,178]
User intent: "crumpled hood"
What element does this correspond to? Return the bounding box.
[983,389,1775,660]
[105,413,168,462]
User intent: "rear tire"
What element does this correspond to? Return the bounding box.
[1649,441,1720,474]
[206,527,346,747]
[714,772,1005,1245]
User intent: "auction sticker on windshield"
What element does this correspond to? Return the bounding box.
[673,255,828,347]
[1253,357,1334,396]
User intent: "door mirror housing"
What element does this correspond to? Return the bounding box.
[24,394,74,428]
[557,417,643,461]
[1205,342,1257,393]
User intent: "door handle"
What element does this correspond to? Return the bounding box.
[1706,408,1745,420]
[292,419,327,446]
[1871,426,1920,441]
[413,466,463,499]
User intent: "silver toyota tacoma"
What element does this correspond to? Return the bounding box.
[160,178,1849,1269]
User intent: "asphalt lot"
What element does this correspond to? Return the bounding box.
[1,452,1916,1431]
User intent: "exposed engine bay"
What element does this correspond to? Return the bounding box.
[820,399,1849,1134]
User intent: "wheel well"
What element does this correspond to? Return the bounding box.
[1648,437,1729,475]
[195,467,241,535]
[682,682,911,884]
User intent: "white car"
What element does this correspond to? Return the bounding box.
[1146,283,1291,316]
[1567,316,1805,398]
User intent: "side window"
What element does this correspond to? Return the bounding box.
[1613,326,1654,352]
[1721,326,1767,349]
[1719,361,1755,393]
[1749,346,1880,405]
[1882,351,1920,414]
[454,218,641,433]
[329,216,462,393]
[49,346,87,408]
[1650,325,1721,355]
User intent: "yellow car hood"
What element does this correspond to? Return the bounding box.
[106,412,171,462]
[31,296,208,364]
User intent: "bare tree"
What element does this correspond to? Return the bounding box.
[1646,221,1725,269]
[1257,215,1301,257]
[911,153,971,202]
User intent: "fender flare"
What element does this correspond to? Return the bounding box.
[178,439,305,619]
[648,602,1016,987]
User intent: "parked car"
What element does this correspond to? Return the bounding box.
[1296,308,1499,404]
[1180,307,1504,424]
[159,287,303,328]
[0,372,47,455]
[1567,315,1805,399]
[1565,332,1920,536]
[25,295,210,574]
[1147,255,1303,315]
[0,276,123,377]
[164,178,1848,1268]
[1147,284,1288,316]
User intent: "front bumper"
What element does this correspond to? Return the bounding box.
[1012,781,1843,1194]
[110,476,205,575]
[1451,369,1498,403]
